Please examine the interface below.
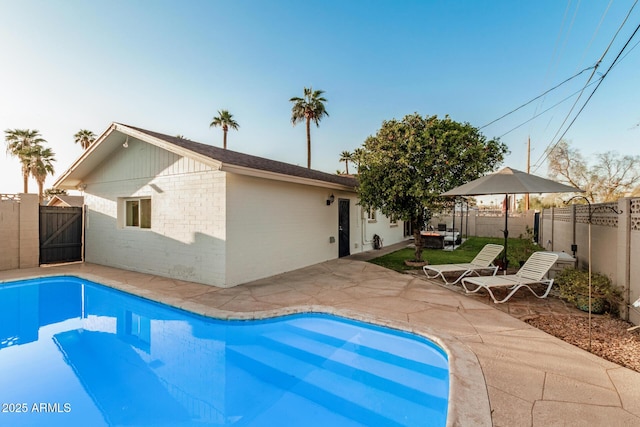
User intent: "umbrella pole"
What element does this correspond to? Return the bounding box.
[503,194,509,271]
[452,199,456,250]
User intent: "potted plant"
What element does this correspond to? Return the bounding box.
[555,268,622,314]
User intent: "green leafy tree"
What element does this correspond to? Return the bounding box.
[357,113,507,261]
[210,110,239,149]
[4,129,47,193]
[27,144,56,204]
[516,195,561,211]
[290,87,328,168]
[339,150,353,174]
[74,129,96,150]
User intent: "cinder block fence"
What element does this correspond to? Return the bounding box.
[0,194,39,271]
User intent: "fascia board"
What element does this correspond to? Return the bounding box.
[53,123,119,189]
[221,163,357,192]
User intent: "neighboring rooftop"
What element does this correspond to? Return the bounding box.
[47,195,84,207]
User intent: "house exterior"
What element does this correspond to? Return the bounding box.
[54,123,407,288]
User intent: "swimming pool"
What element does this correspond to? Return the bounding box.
[0,276,449,426]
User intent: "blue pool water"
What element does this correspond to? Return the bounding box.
[0,276,449,426]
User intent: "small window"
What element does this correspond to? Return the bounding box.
[390,214,398,227]
[367,208,377,222]
[125,198,151,229]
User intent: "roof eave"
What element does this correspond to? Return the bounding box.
[222,163,357,191]
[54,123,223,190]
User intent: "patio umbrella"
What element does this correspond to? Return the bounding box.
[441,167,583,268]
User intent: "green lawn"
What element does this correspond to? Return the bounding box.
[369,236,542,272]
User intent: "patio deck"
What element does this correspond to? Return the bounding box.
[1,249,639,426]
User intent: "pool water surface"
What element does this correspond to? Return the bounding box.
[0,276,449,426]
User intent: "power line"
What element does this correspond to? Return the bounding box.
[532,18,640,173]
[576,0,614,72]
[540,0,637,160]
[479,65,595,129]
[530,0,579,126]
[497,79,600,138]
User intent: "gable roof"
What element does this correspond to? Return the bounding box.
[47,195,84,207]
[54,123,358,191]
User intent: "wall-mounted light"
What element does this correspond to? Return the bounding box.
[77,183,87,191]
[326,194,335,206]
[123,136,129,148]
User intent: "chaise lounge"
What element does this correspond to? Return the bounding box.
[461,251,559,303]
[423,244,504,285]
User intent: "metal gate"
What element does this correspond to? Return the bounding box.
[39,206,83,264]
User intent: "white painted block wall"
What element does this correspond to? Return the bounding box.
[359,210,407,252]
[80,136,408,288]
[83,139,227,286]
[225,174,350,286]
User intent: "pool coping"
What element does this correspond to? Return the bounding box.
[1,269,492,427]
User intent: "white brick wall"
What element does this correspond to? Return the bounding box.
[80,136,408,288]
[83,140,227,286]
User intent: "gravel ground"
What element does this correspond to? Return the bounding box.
[525,314,640,373]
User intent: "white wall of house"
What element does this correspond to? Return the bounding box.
[82,138,227,286]
[224,176,408,286]
[79,136,409,288]
[358,208,407,252]
[224,174,357,286]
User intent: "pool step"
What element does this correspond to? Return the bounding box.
[280,317,447,368]
[277,322,448,380]
[258,330,448,405]
[227,344,447,426]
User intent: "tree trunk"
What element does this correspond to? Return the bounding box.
[412,211,424,261]
[223,130,228,150]
[306,118,311,168]
[22,169,29,193]
[37,180,44,205]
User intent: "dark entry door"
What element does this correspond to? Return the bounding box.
[338,199,350,257]
[39,206,83,264]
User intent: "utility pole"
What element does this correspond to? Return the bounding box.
[525,136,530,211]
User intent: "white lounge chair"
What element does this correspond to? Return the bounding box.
[461,251,559,303]
[423,244,504,285]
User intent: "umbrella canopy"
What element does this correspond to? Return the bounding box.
[441,167,583,268]
[441,167,581,196]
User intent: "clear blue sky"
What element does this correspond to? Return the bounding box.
[2,0,639,194]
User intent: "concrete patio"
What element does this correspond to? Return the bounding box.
[1,250,639,426]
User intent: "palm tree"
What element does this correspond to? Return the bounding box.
[4,129,46,193]
[209,110,239,149]
[74,129,96,150]
[339,151,353,175]
[290,87,329,168]
[352,148,364,173]
[27,144,56,204]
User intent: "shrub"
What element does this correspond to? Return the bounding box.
[509,226,542,266]
[555,268,622,314]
